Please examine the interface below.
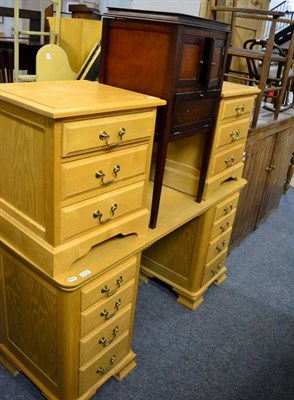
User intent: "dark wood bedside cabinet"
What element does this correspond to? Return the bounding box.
[99,8,230,227]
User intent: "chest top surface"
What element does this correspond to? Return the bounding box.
[0,80,165,119]
[104,7,230,31]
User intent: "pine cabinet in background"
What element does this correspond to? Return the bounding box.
[229,121,294,251]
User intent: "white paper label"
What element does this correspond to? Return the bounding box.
[67,276,77,283]
[79,269,92,278]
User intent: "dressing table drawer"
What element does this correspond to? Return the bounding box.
[209,143,244,176]
[201,252,227,286]
[80,305,132,366]
[80,279,135,337]
[220,96,255,121]
[210,209,236,240]
[214,192,239,220]
[81,257,137,311]
[215,118,249,149]
[79,331,130,395]
[206,228,232,263]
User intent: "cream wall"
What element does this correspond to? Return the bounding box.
[105,0,201,15]
[0,0,208,38]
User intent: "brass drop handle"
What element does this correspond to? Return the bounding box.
[99,127,126,147]
[225,155,236,167]
[235,105,245,116]
[224,204,233,214]
[95,165,120,185]
[96,355,116,375]
[211,62,216,66]
[101,276,123,297]
[211,263,222,276]
[266,164,276,172]
[220,220,231,232]
[100,299,122,320]
[93,203,117,223]
[99,326,119,347]
[230,129,240,141]
[216,240,226,253]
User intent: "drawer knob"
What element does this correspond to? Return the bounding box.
[230,129,240,141]
[225,155,235,167]
[101,276,123,297]
[223,204,233,214]
[235,105,245,116]
[216,240,226,253]
[99,127,126,147]
[100,299,122,320]
[220,220,231,232]
[97,355,116,375]
[99,326,119,347]
[95,165,120,185]
[93,203,117,223]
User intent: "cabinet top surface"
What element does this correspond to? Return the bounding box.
[0,80,166,119]
[104,7,230,31]
[221,81,261,98]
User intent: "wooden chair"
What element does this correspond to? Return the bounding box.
[243,38,294,111]
[36,44,76,81]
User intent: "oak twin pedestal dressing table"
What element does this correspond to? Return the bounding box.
[0,80,257,399]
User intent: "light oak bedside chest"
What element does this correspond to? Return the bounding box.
[0,80,164,400]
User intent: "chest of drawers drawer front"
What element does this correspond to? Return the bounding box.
[210,209,236,241]
[81,257,137,311]
[214,192,239,220]
[210,143,244,176]
[220,96,254,121]
[206,228,232,263]
[60,181,145,242]
[79,331,129,396]
[62,110,156,157]
[80,304,132,367]
[61,143,149,201]
[215,118,249,149]
[81,279,135,337]
[201,252,227,286]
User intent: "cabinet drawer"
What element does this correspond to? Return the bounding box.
[60,181,145,241]
[61,143,149,200]
[220,96,254,121]
[201,252,227,286]
[81,256,138,311]
[210,209,236,241]
[80,305,132,367]
[171,90,219,135]
[79,331,129,396]
[81,279,135,337]
[215,118,249,149]
[62,110,156,157]
[206,228,232,263]
[210,143,244,176]
[214,192,239,220]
